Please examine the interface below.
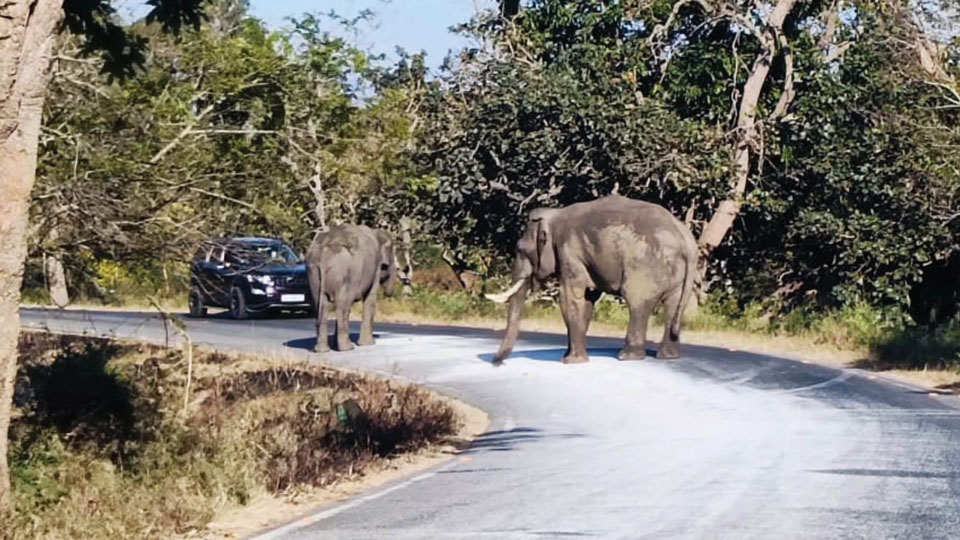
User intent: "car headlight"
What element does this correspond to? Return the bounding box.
[245,274,273,286]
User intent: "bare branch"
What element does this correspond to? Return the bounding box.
[771,31,795,120]
[818,0,839,50]
[148,102,215,164]
[823,41,852,63]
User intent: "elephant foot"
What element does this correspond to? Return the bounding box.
[357,335,375,347]
[313,346,330,354]
[337,341,355,352]
[561,353,589,364]
[313,339,331,354]
[657,345,680,360]
[618,347,647,361]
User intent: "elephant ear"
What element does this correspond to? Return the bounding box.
[373,229,392,250]
[373,229,394,267]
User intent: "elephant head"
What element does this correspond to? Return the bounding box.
[374,229,399,297]
[486,208,558,363]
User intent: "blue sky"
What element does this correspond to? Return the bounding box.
[118,1,496,68]
[251,1,494,66]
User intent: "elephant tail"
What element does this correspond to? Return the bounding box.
[670,252,696,341]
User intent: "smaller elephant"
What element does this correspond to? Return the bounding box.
[306,224,398,352]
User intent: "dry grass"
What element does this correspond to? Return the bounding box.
[5,332,462,540]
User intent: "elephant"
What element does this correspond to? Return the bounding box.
[306,224,398,352]
[486,194,698,365]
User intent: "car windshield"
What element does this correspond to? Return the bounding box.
[232,242,299,265]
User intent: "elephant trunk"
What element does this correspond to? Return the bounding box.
[491,255,533,365]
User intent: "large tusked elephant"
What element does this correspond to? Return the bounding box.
[306,224,398,352]
[487,194,698,364]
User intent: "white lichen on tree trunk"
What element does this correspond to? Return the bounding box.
[43,223,69,307]
[0,0,64,511]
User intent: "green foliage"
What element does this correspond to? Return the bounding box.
[419,40,728,266]
[63,0,207,79]
[719,10,960,311]
[871,325,960,371]
[26,0,960,335]
[32,3,426,301]
[419,0,960,323]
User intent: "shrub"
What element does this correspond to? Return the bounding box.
[6,333,459,540]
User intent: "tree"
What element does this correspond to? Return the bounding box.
[0,0,208,511]
[422,0,960,316]
[649,0,804,265]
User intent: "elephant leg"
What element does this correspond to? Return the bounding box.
[619,293,656,361]
[559,283,593,364]
[658,288,683,359]
[335,292,354,352]
[357,285,377,346]
[314,296,330,353]
[309,266,330,353]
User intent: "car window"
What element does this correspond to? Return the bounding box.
[211,246,226,263]
[224,248,243,265]
[231,242,299,265]
[193,245,212,262]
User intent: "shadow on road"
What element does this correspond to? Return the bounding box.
[476,347,655,364]
[811,468,960,479]
[283,333,383,352]
[464,427,586,454]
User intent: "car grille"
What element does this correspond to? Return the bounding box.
[279,276,307,287]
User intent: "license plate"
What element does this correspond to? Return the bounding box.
[281,294,305,303]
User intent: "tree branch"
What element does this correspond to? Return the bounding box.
[148,102,215,164]
[771,31,795,120]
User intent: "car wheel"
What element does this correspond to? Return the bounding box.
[188,287,207,318]
[230,287,249,320]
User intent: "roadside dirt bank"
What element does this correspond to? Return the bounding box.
[192,394,489,540]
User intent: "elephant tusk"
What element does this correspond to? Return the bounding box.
[484,279,526,304]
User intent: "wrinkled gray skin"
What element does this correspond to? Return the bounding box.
[492,195,698,365]
[306,225,398,352]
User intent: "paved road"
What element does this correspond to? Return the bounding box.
[20,307,960,540]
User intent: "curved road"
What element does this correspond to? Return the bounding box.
[20,307,960,540]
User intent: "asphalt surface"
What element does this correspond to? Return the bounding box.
[20,307,960,540]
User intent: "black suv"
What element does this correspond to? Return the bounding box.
[188,237,312,319]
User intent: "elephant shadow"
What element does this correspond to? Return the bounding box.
[477,346,657,364]
[284,333,383,352]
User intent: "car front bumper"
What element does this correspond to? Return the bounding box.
[246,285,312,311]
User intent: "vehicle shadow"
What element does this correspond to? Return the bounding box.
[284,334,383,352]
[476,347,656,364]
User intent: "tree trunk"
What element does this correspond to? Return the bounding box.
[697,0,797,268]
[0,0,64,512]
[44,251,69,307]
[43,223,69,307]
[309,162,327,233]
[398,218,414,297]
